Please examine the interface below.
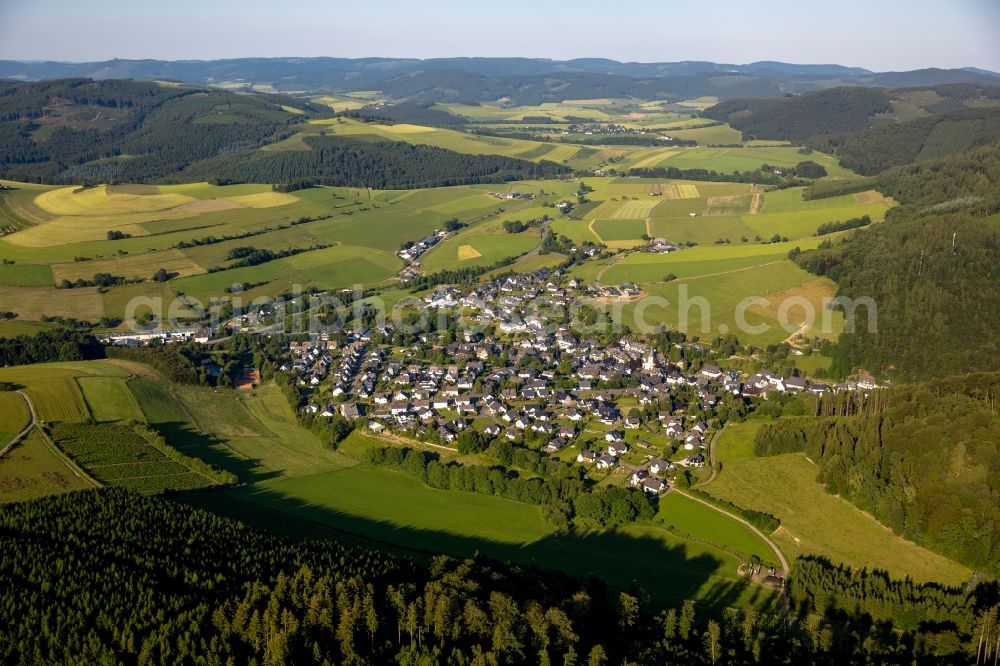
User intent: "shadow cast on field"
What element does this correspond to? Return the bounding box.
[154,420,281,484]
[178,483,775,611]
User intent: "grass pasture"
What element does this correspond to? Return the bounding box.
[266,464,553,545]
[0,263,53,287]
[0,430,90,502]
[0,392,29,444]
[592,218,648,242]
[52,248,205,283]
[136,382,352,482]
[600,239,822,284]
[191,463,776,609]
[616,263,818,346]
[706,422,971,585]
[0,285,106,322]
[657,492,775,562]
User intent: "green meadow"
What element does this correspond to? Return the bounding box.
[704,422,971,586]
[657,492,775,562]
[189,458,776,609]
[0,430,91,502]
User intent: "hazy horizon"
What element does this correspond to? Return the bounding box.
[2,0,998,73]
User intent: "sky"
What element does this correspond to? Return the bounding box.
[1,0,998,72]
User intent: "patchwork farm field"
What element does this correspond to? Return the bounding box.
[705,422,971,585]
[0,361,352,496]
[0,181,540,321]
[0,361,131,424]
[0,171,888,326]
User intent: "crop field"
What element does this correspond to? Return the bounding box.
[306,118,616,169]
[705,422,971,585]
[0,362,136,424]
[666,124,743,145]
[592,218,648,242]
[4,184,308,247]
[33,185,194,217]
[705,195,753,216]
[52,248,205,283]
[25,377,90,423]
[609,199,659,218]
[1,180,60,226]
[77,376,145,422]
[53,423,212,494]
[172,243,400,301]
[0,285,106,321]
[0,430,90,502]
[657,492,775,562]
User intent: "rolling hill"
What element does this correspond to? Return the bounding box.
[0,79,566,186]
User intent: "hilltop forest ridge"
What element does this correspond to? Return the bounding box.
[2,56,998,103]
[0,50,999,666]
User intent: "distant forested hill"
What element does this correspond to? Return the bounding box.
[338,101,469,127]
[809,106,1000,174]
[794,142,1000,379]
[0,78,323,182]
[702,88,893,141]
[2,57,997,102]
[182,135,569,188]
[0,79,565,186]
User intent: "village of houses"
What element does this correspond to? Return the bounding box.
[274,265,882,496]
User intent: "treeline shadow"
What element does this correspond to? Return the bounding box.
[178,483,777,612]
[153,420,281,484]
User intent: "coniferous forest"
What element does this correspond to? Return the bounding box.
[2,489,997,665]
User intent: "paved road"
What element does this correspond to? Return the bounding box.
[0,390,37,459]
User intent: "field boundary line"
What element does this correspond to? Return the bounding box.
[25,394,102,489]
[0,391,36,460]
